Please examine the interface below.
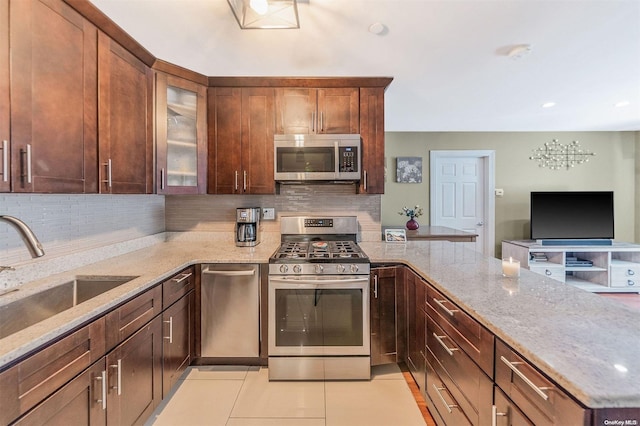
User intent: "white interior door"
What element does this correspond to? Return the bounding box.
[430,150,495,256]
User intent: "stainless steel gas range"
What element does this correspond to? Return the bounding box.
[268,216,371,381]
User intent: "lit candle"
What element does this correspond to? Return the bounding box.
[502,257,520,278]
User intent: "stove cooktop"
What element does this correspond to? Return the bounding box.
[271,240,368,263]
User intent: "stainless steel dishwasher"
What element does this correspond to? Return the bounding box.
[201,264,260,357]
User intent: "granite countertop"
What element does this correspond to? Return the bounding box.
[1,237,639,410]
[360,240,640,409]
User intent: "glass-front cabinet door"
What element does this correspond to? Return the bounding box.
[156,73,207,194]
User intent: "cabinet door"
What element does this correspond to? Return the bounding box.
[162,291,194,397]
[156,73,207,194]
[9,0,98,193]
[406,269,426,391]
[13,359,107,426]
[275,88,316,134]
[370,266,397,366]
[359,87,385,194]
[242,88,275,194]
[208,87,242,194]
[98,31,153,194]
[106,316,162,426]
[317,88,359,134]
[0,0,9,192]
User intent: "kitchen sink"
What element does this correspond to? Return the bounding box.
[0,276,138,340]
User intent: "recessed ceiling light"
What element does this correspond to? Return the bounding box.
[541,102,556,108]
[368,22,386,35]
[614,101,630,108]
[507,44,532,59]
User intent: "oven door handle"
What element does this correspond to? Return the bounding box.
[269,276,368,285]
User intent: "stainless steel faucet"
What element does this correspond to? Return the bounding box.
[0,215,45,259]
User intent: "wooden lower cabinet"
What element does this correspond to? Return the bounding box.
[106,316,163,426]
[370,266,398,366]
[162,291,194,397]
[406,268,426,393]
[493,386,534,426]
[425,355,472,426]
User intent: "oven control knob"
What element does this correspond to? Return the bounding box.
[350,264,359,273]
[336,264,346,273]
[279,265,289,273]
[293,265,302,274]
[314,264,324,274]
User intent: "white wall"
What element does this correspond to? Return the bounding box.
[382,131,638,255]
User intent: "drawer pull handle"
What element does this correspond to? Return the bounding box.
[432,384,458,413]
[433,298,459,316]
[172,272,193,284]
[95,370,107,410]
[373,275,378,299]
[433,333,459,356]
[491,405,507,426]
[500,356,549,401]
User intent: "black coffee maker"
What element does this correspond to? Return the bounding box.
[235,207,260,247]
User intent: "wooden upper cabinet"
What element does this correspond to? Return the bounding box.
[208,87,275,194]
[0,0,9,192]
[359,87,386,194]
[275,87,359,134]
[9,0,98,193]
[98,31,153,194]
[156,73,207,194]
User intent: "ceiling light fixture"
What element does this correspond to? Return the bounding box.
[507,44,532,59]
[368,22,386,35]
[529,139,595,171]
[541,102,556,108]
[228,0,299,29]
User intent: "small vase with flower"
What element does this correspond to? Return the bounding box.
[398,205,424,230]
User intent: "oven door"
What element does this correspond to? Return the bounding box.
[268,275,370,356]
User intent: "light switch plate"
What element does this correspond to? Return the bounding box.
[495,188,504,197]
[262,208,275,220]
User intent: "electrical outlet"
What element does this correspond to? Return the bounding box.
[262,208,275,220]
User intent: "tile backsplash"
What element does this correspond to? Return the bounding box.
[1,194,165,266]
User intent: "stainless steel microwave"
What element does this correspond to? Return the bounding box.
[274,134,361,182]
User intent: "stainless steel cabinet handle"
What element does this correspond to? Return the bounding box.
[500,356,549,401]
[110,359,122,396]
[202,268,256,276]
[164,316,173,343]
[102,159,112,189]
[491,405,507,426]
[363,170,368,191]
[433,332,459,356]
[160,168,165,190]
[433,298,459,316]
[95,370,107,410]
[432,384,458,414]
[1,140,7,182]
[243,170,247,191]
[26,144,32,184]
[172,272,193,284]
[373,274,378,299]
[234,170,239,191]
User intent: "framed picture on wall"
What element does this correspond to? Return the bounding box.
[385,228,407,243]
[396,157,423,183]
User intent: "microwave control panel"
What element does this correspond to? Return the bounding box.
[338,146,359,172]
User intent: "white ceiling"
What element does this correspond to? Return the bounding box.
[89,0,640,132]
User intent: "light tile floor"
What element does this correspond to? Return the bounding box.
[146,364,426,426]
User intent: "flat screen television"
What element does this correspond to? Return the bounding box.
[530,191,614,241]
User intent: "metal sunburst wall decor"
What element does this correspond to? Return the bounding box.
[529,139,595,170]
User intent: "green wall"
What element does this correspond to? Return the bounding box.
[382,131,638,256]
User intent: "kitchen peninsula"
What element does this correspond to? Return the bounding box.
[1,238,639,425]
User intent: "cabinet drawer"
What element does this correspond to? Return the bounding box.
[494,386,534,426]
[162,266,195,308]
[427,316,493,425]
[425,355,472,426]
[529,265,566,282]
[495,339,589,426]
[0,318,105,425]
[426,285,494,376]
[105,284,162,351]
[610,264,639,288]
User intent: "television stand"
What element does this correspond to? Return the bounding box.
[502,240,640,293]
[539,239,613,246]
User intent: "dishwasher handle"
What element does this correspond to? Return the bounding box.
[202,268,256,277]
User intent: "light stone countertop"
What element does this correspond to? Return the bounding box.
[360,240,640,409]
[2,237,639,410]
